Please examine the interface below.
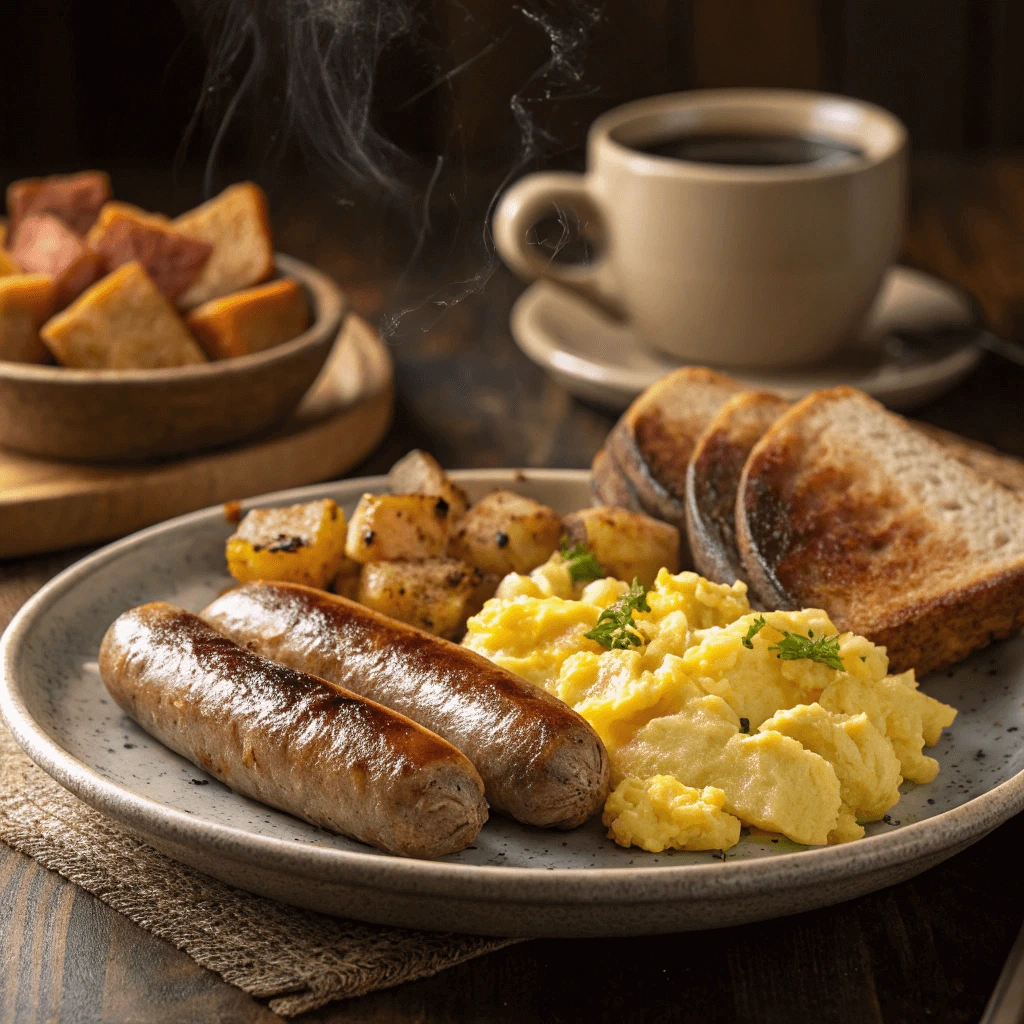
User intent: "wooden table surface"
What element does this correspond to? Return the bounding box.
[3,155,1024,1023]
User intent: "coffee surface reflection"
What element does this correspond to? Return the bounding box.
[634,133,864,168]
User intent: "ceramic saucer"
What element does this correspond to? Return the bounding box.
[511,266,983,411]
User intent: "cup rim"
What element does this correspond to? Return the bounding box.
[590,88,907,182]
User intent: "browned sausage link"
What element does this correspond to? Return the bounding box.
[202,582,610,828]
[99,603,487,858]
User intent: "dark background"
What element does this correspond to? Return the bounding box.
[3,0,1023,191]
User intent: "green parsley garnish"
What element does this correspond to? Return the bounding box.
[584,578,650,650]
[739,717,750,734]
[559,538,604,584]
[768,630,844,671]
[741,615,766,649]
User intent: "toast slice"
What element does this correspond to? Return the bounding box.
[173,183,275,308]
[9,213,104,307]
[186,277,309,359]
[685,391,789,588]
[736,386,1024,676]
[914,422,1024,497]
[591,445,644,511]
[603,368,746,559]
[41,261,207,369]
[86,202,212,301]
[0,274,56,363]
[6,171,111,236]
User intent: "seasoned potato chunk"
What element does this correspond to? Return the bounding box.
[387,450,470,521]
[0,274,55,363]
[562,506,680,588]
[6,170,111,235]
[448,490,562,575]
[10,213,104,307]
[345,493,455,563]
[227,498,354,588]
[358,559,496,638]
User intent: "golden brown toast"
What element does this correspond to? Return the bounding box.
[186,277,309,360]
[41,261,207,369]
[604,367,746,532]
[173,183,275,308]
[913,422,1024,497]
[685,391,789,588]
[736,386,1024,676]
[0,274,56,363]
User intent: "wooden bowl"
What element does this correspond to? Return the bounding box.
[0,254,345,462]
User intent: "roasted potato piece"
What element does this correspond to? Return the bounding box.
[0,247,20,277]
[448,490,562,575]
[345,493,454,563]
[227,498,354,588]
[186,278,309,359]
[387,450,470,521]
[40,262,206,369]
[6,171,111,235]
[561,506,680,589]
[10,213,104,307]
[173,182,275,308]
[357,559,496,638]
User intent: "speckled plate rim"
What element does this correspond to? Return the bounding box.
[2,469,1023,906]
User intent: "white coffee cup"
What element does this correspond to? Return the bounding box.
[493,89,907,369]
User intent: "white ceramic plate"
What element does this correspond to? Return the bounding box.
[2,471,1023,938]
[512,267,983,411]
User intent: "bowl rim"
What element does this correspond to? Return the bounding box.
[0,253,345,386]
[2,468,1023,906]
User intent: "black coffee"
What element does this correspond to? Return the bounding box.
[635,133,864,168]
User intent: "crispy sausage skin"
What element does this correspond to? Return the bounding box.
[202,582,611,829]
[99,603,488,858]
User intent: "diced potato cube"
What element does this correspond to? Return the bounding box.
[345,493,454,563]
[387,450,470,521]
[448,490,562,575]
[561,505,680,589]
[6,171,111,235]
[173,182,275,308]
[40,262,207,369]
[226,498,353,588]
[0,274,56,363]
[86,202,212,301]
[9,213,104,307]
[358,559,496,638]
[186,278,309,359]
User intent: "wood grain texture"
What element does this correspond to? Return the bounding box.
[0,157,1022,1022]
[0,315,393,558]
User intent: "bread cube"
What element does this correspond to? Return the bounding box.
[186,278,309,360]
[9,214,104,307]
[227,498,354,588]
[6,171,112,235]
[345,493,455,563]
[387,450,470,522]
[86,202,212,300]
[358,559,496,638]
[561,506,680,589]
[173,182,274,308]
[0,246,20,277]
[448,490,562,575]
[0,274,56,363]
[40,261,207,369]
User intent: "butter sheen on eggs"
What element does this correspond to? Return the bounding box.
[463,561,957,853]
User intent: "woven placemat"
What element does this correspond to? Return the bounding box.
[0,722,519,1016]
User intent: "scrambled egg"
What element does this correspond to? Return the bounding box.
[464,563,957,853]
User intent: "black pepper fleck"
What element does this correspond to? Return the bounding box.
[495,531,510,548]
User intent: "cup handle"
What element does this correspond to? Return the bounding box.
[492,172,625,320]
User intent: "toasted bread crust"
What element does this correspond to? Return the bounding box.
[686,391,789,587]
[737,386,1024,674]
[591,445,643,511]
